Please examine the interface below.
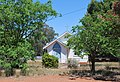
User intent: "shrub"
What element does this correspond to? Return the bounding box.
[67,58,79,69]
[4,63,13,77]
[21,63,28,76]
[42,53,58,68]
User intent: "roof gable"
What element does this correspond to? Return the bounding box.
[43,32,71,49]
[57,32,71,40]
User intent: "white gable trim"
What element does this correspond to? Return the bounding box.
[43,40,68,49]
[43,32,71,49]
[57,31,71,40]
[43,39,57,49]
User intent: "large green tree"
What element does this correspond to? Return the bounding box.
[68,0,120,74]
[0,0,58,75]
[29,24,58,56]
[0,0,58,43]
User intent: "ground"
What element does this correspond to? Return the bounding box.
[0,75,110,82]
[0,62,119,82]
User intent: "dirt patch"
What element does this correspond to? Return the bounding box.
[0,75,109,82]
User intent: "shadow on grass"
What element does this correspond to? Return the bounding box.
[68,67,120,81]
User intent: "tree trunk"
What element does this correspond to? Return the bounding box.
[118,58,120,69]
[90,53,95,75]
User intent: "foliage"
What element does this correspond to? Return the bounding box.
[4,63,13,76]
[29,24,58,56]
[0,0,58,76]
[67,0,120,74]
[0,0,58,42]
[43,24,58,42]
[21,63,28,76]
[0,40,34,76]
[42,53,58,68]
[113,1,120,15]
[67,59,79,69]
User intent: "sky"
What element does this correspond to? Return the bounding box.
[34,0,91,35]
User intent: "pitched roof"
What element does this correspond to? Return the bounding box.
[43,31,71,49]
[57,31,71,40]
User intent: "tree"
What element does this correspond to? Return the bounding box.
[68,0,120,74]
[0,0,58,43]
[43,24,58,42]
[29,24,58,56]
[0,0,58,75]
[110,0,120,64]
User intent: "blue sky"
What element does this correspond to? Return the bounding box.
[34,0,91,35]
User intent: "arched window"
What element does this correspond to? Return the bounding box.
[53,42,61,58]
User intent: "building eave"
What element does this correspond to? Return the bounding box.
[43,31,71,49]
[43,40,69,49]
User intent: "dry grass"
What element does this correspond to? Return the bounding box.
[0,60,119,81]
[27,60,120,77]
[78,62,120,70]
[27,60,69,76]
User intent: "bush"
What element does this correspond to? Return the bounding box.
[4,63,13,77]
[67,59,79,69]
[42,53,58,68]
[21,63,28,76]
